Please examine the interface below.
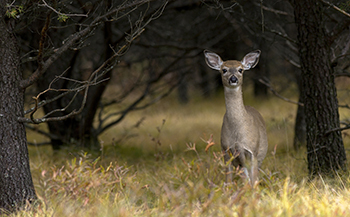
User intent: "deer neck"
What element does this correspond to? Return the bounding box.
[223,86,247,121]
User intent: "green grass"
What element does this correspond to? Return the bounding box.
[20,83,350,216]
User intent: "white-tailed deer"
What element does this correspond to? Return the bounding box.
[204,50,268,186]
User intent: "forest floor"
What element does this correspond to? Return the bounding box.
[21,80,350,217]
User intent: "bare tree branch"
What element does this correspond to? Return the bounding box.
[19,0,168,125]
[319,0,350,18]
[19,0,157,90]
[335,71,350,77]
[19,34,135,124]
[27,142,52,147]
[259,79,304,106]
[223,5,297,45]
[24,91,70,115]
[339,104,350,109]
[24,123,64,142]
[263,26,298,44]
[324,124,350,135]
[96,48,187,135]
[40,0,88,18]
[37,10,52,73]
[286,59,301,68]
[255,2,292,16]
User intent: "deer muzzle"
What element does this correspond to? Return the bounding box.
[229,75,238,86]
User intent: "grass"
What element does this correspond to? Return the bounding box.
[20,82,350,216]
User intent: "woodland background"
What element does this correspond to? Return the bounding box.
[1,0,350,215]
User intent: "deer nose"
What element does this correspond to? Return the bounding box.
[229,76,238,85]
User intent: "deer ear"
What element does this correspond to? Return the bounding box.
[204,50,223,71]
[241,50,261,70]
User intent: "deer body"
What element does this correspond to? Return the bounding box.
[204,50,268,186]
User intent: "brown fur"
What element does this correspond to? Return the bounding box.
[204,50,268,186]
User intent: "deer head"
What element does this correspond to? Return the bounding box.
[204,50,261,88]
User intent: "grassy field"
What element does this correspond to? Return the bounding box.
[21,82,350,217]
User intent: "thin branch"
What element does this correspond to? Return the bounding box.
[97,72,180,135]
[328,20,350,44]
[40,0,88,18]
[287,59,301,68]
[324,124,350,136]
[96,49,188,135]
[37,10,52,72]
[97,84,150,134]
[226,9,297,45]
[319,0,350,18]
[24,91,70,115]
[255,3,292,16]
[259,79,304,106]
[7,0,16,7]
[339,104,350,109]
[340,32,350,57]
[19,0,156,90]
[20,53,112,123]
[265,27,297,44]
[335,72,350,77]
[332,53,350,64]
[19,80,91,124]
[24,123,63,141]
[20,22,95,89]
[27,142,52,147]
[19,55,112,124]
[19,0,164,124]
[42,91,80,119]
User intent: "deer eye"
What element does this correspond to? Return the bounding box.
[238,68,243,73]
[222,69,227,74]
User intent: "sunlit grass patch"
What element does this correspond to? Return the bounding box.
[22,143,350,217]
[22,81,350,216]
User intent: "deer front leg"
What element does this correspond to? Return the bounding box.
[244,148,259,186]
[223,150,234,185]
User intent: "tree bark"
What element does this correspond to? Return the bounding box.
[291,0,346,176]
[0,4,37,212]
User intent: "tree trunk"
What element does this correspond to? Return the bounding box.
[0,5,37,213]
[177,74,189,104]
[291,0,346,176]
[253,63,268,98]
[198,60,212,98]
[293,72,306,150]
[293,94,306,150]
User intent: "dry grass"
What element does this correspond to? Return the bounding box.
[20,82,350,216]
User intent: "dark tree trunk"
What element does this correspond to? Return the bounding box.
[293,72,306,150]
[198,60,211,98]
[0,5,37,213]
[293,95,306,150]
[291,0,346,175]
[177,74,189,104]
